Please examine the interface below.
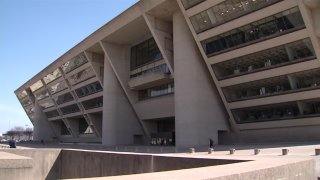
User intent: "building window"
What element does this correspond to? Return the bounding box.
[202,7,305,56]
[131,38,163,70]
[78,118,93,134]
[223,68,320,102]
[54,92,74,105]
[60,104,80,115]
[45,110,59,118]
[34,88,50,101]
[232,98,320,123]
[49,80,68,95]
[43,68,62,84]
[75,81,103,98]
[138,83,174,100]
[61,53,88,73]
[181,0,205,9]
[30,80,44,92]
[212,38,316,79]
[68,67,96,85]
[130,63,170,78]
[190,0,282,33]
[61,122,71,135]
[81,96,103,110]
[39,99,55,109]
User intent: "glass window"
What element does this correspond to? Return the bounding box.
[30,80,44,92]
[130,38,163,70]
[181,0,205,9]
[43,68,62,84]
[54,92,74,105]
[39,99,55,109]
[190,0,282,33]
[81,96,103,110]
[17,90,28,99]
[68,67,96,85]
[34,88,49,101]
[61,53,88,73]
[75,81,102,98]
[60,122,71,135]
[138,82,174,100]
[212,38,316,79]
[45,110,59,118]
[202,7,305,56]
[60,104,80,115]
[49,80,68,95]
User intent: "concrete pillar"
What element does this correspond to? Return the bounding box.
[173,12,228,148]
[102,56,144,146]
[33,104,56,141]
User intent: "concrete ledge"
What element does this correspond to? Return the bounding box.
[0,152,33,168]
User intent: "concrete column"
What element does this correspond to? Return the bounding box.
[102,56,144,146]
[173,12,228,148]
[33,104,56,141]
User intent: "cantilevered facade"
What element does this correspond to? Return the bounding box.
[15,0,320,147]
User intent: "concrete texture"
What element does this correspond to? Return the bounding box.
[173,11,227,147]
[59,149,244,179]
[1,142,319,180]
[0,151,32,168]
[0,149,61,180]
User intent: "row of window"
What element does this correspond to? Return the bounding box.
[37,81,103,110]
[138,83,174,100]
[202,7,304,56]
[212,38,316,79]
[131,38,163,70]
[190,0,281,33]
[68,67,96,85]
[82,96,103,110]
[233,99,320,123]
[61,53,88,74]
[75,81,103,98]
[130,63,170,78]
[223,68,320,102]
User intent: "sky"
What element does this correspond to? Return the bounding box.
[0,0,139,135]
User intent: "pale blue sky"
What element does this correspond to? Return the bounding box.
[0,0,138,135]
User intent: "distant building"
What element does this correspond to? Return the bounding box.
[15,0,320,147]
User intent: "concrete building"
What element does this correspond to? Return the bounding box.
[15,0,320,147]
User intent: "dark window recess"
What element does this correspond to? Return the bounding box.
[75,81,103,98]
[202,7,305,56]
[55,92,74,105]
[81,96,103,110]
[60,104,80,115]
[61,122,70,135]
[131,38,163,70]
[78,118,92,134]
[181,0,205,9]
[45,110,59,118]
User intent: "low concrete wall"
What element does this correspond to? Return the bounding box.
[0,149,61,180]
[60,150,243,179]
